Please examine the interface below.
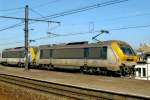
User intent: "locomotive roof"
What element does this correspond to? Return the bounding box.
[101,40,129,46]
[3,46,37,52]
[3,47,25,51]
[39,40,130,49]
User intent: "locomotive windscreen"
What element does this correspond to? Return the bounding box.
[120,46,135,56]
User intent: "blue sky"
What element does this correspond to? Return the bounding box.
[0,0,150,50]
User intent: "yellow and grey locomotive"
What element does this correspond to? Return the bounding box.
[0,47,37,67]
[36,40,137,76]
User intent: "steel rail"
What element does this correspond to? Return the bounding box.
[0,74,149,100]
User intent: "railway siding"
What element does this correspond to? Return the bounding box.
[0,65,150,99]
[0,73,149,100]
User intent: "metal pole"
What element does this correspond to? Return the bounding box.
[25,5,29,70]
[147,62,148,80]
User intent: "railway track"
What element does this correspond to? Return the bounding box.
[0,74,149,100]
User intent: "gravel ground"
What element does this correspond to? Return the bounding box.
[0,65,150,98]
[0,81,75,100]
[0,81,51,100]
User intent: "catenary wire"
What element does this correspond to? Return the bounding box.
[39,0,129,19]
[0,22,24,32]
[1,23,150,46]
[0,0,129,32]
[29,8,44,18]
[0,7,24,12]
[32,0,61,9]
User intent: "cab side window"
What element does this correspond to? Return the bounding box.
[100,47,107,59]
[84,48,89,58]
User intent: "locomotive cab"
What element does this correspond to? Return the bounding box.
[120,46,137,66]
[111,41,137,76]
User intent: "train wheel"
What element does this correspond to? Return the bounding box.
[96,68,101,73]
[80,66,88,74]
[18,63,21,67]
[113,71,121,77]
[41,64,48,69]
[18,63,24,68]
[37,65,41,69]
[120,66,130,76]
[48,65,55,70]
[107,71,112,76]
[97,67,107,75]
[80,66,84,73]
[88,67,93,74]
[87,67,97,74]
[21,63,25,68]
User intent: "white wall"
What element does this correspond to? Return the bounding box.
[135,62,150,80]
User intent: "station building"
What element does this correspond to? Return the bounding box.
[135,52,150,80]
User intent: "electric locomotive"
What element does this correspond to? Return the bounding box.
[36,40,137,76]
[0,47,37,67]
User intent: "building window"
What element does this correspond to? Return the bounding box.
[137,68,141,77]
[143,68,146,77]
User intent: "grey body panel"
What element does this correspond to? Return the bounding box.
[36,41,122,71]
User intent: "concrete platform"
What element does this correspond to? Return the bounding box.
[0,65,150,98]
